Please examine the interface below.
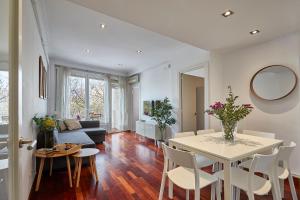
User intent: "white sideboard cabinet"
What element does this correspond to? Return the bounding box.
[135,120,161,145]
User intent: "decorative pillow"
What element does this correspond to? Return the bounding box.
[57,120,67,132]
[64,119,82,130]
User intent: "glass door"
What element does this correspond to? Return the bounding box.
[0,0,10,199]
[1,0,21,199]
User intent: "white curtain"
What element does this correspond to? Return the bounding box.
[55,66,71,118]
[113,76,128,131]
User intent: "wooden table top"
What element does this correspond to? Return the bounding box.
[72,148,99,158]
[35,144,81,158]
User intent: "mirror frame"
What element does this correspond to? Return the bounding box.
[250,65,298,101]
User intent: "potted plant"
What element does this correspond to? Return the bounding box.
[152,97,176,144]
[205,86,253,141]
[33,115,57,148]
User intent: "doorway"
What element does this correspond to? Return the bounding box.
[180,65,209,132]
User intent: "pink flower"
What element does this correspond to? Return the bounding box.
[243,104,254,109]
[210,102,224,110]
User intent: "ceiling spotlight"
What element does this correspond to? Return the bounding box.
[136,50,143,54]
[222,10,234,17]
[100,23,106,29]
[83,49,91,54]
[250,29,260,35]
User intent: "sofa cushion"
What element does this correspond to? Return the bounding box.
[64,119,82,130]
[57,131,95,148]
[57,120,67,132]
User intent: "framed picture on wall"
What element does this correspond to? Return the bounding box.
[39,56,47,99]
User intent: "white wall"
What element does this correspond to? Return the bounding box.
[139,46,210,137]
[20,1,48,199]
[218,32,300,176]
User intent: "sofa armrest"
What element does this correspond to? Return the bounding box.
[79,120,100,128]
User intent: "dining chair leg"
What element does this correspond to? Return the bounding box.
[158,172,167,200]
[288,172,298,200]
[247,192,254,200]
[186,190,189,200]
[280,178,284,198]
[216,180,221,200]
[235,188,240,200]
[194,189,200,200]
[271,178,281,200]
[211,184,215,200]
[168,179,173,199]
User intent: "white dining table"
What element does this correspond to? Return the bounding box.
[168,132,283,200]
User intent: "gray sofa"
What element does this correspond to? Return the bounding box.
[37,120,106,170]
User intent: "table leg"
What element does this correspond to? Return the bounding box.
[76,158,82,187]
[49,158,53,176]
[66,156,72,188]
[89,156,95,176]
[223,160,232,200]
[35,157,45,191]
[73,157,78,180]
[92,155,99,182]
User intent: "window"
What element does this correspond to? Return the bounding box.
[0,71,8,124]
[89,79,105,120]
[69,76,86,119]
[68,74,105,121]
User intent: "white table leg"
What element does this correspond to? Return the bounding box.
[223,160,232,200]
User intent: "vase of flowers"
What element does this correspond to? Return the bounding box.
[205,86,254,141]
[33,115,57,148]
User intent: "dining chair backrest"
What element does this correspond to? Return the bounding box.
[174,131,195,138]
[242,130,275,139]
[249,148,279,177]
[162,143,196,170]
[196,129,215,135]
[277,141,296,167]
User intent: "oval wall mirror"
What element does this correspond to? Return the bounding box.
[250,65,297,100]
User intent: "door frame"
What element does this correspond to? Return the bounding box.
[179,62,209,132]
[8,0,21,199]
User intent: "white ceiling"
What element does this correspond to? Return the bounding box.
[68,0,300,51]
[0,0,9,60]
[44,0,207,75]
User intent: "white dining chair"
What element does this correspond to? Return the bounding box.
[174,131,216,170]
[239,141,297,200]
[196,129,215,135]
[215,149,281,200]
[159,143,220,200]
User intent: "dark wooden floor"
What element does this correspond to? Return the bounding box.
[30,132,300,200]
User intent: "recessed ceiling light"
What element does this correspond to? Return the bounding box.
[222,10,234,17]
[83,49,91,54]
[136,50,143,54]
[250,29,260,35]
[100,23,106,29]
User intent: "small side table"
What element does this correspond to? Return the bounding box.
[72,148,99,187]
[34,144,81,191]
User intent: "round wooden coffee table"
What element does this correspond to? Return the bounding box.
[72,148,99,187]
[34,144,81,191]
